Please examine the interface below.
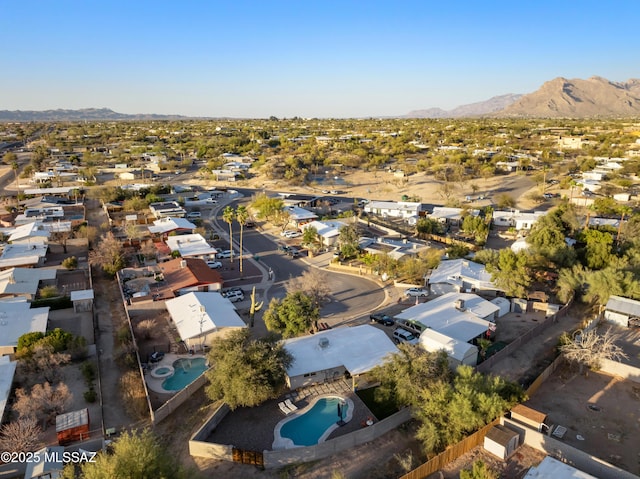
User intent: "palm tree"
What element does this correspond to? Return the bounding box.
[235,205,249,273]
[11,161,19,192]
[222,206,235,263]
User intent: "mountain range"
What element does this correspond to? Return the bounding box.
[1,76,640,120]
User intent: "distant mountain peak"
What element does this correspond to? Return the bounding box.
[405,93,522,118]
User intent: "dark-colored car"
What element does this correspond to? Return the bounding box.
[287,247,301,258]
[279,244,291,253]
[370,312,394,326]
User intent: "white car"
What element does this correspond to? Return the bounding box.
[186,211,202,219]
[216,250,233,259]
[206,260,222,269]
[405,287,429,298]
[280,230,299,237]
[285,231,302,238]
[222,290,244,302]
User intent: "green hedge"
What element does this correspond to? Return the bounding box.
[31,296,73,310]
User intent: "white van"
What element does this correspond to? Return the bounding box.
[392,328,419,345]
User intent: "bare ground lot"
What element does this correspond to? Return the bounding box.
[523,365,640,476]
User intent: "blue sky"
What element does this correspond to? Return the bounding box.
[1,0,638,118]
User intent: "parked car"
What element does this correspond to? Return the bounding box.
[221,286,243,295]
[405,287,429,298]
[217,250,233,258]
[280,230,298,237]
[287,247,301,258]
[370,312,394,326]
[222,290,244,302]
[279,245,292,254]
[244,221,256,228]
[285,231,302,239]
[206,260,222,269]
[392,328,419,345]
[186,211,202,219]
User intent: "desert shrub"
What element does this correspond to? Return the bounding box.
[62,256,78,269]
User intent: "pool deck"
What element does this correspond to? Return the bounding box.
[144,353,207,394]
[205,379,379,452]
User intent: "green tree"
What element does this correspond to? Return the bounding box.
[263,291,319,337]
[205,329,292,409]
[222,206,235,263]
[415,217,444,237]
[485,249,530,298]
[460,460,498,479]
[338,224,359,258]
[579,229,613,270]
[302,225,320,253]
[250,192,284,222]
[235,205,249,273]
[71,429,190,479]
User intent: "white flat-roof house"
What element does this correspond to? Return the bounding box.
[492,211,545,230]
[419,329,479,367]
[165,292,246,350]
[0,299,50,356]
[148,217,196,236]
[0,243,48,269]
[282,325,398,390]
[301,220,346,246]
[364,201,422,219]
[427,259,499,296]
[165,234,218,259]
[395,292,498,344]
[429,207,480,225]
[0,267,57,300]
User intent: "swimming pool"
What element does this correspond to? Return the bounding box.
[273,395,354,449]
[161,357,208,391]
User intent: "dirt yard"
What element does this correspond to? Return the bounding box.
[524,364,640,475]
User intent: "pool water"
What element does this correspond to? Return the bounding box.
[162,357,208,391]
[279,397,349,446]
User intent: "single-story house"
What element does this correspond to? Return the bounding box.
[429,207,480,225]
[364,201,423,219]
[419,328,479,367]
[282,325,398,390]
[427,258,498,296]
[283,205,318,227]
[492,210,545,230]
[523,456,597,479]
[603,295,640,327]
[148,217,196,236]
[0,267,57,300]
[362,237,428,260]
[149,201,186,219]
[154,257,223,300]
[0,299,50,356]
[0,243,49,269]
[165,234,218,259]
[395,292,499,343]
[165,292,246,350]
[301,220,346,246]
[7,221,51,244]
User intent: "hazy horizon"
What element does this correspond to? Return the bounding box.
[1,0,638,118]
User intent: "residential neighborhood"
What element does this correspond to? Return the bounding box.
[1,116,640,479]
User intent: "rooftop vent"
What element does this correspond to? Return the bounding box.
[454,299,466,311]
[318,337,329,349]
[180,260,187,268]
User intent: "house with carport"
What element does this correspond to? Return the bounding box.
[148,217,196,238]
[165,234,218,259]
[282,325,398,390]
[165,292,246,351]
[153,258,223,300]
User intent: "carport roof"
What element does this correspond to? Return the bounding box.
[605,295,640,317]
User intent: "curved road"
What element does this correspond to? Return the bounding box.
[209,194,385,325]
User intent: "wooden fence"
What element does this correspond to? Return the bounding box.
[399,418,501,479]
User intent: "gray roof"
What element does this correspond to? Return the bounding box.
[605,295,640,317]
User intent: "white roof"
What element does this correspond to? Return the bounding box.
[302,220,346,238]
[7,222,51,243]
[605,295,640,316]
[284,325,398,378]
[0,300,49,348]
[395,293,497,342]
[430,207,480,221]
[524,456,597,479]
[0,357,17,423]
[148,217,196,234]
[165,234,217,258]
[588,217,620,228]
[428,259,496,290]
[165,292,246,341]
[70,289,94,301]
[0,267,57,296]
[511,237,529,253]
[23,186,77,195]
[365,201,422,212]
[419,329,478,362]
[283,205,318,221]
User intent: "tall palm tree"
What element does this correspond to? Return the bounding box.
[235,205,249,273]
[222,206,235,263]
